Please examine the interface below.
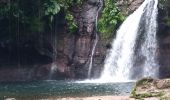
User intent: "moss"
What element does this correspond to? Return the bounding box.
[136,78,154,86]
[135,93,153,99]
[132,92,164,99]
[130,86,137,98]
[160,96,170,100]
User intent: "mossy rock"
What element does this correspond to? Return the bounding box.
[136,77,154,86]
[131,91,164,99]
[130,78,165,99]
[160,96,170,100]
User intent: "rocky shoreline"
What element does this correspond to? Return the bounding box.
[130,78,170,100]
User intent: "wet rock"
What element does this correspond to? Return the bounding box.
[78,0,102,35]
[69,0,104,79]
[158,2,170,78]
[116,0,144,15]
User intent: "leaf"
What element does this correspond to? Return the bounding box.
[44,0,60,16]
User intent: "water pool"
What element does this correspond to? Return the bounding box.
[0,80,135,99]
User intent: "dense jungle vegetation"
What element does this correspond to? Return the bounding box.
[0,0,125,39]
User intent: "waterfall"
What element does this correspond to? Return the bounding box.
[100,0,159,82]
[87,0,103,78]
[88,34,99,78]
[49,29,58,79]
[142,0,158,78]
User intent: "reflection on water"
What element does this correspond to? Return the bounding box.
[0,80,135,99]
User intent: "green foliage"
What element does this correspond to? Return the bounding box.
[65,13,78,33]
[0,1,23,19]
[57,0,82,8]
[132,92,164,99]
[44,0,60,22]
[58,0,82,34]
[42,0,81,33]
[0,0,82,34]
[0,0,46,33]
[98,0,125,39]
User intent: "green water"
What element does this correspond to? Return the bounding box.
[0,80,135,99]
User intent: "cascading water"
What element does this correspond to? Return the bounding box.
[87,0,103,78]
[88,34,99,78]
[100,0,159,82]
[142,0,158,78]
[49,32,58,79]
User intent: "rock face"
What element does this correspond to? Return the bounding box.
[70,0,104,78]
[131,78,170,99]
[0,0,105,81]
[158,1,170,78]
[116,0,144,15]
